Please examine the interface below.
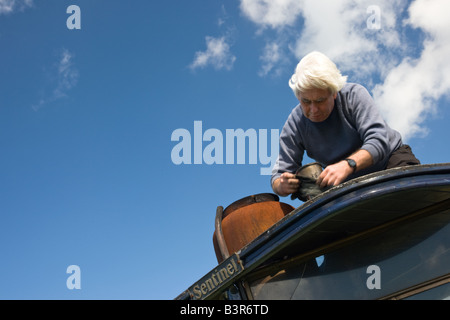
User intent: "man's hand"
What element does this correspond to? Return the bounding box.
[316,161,353,188]
[317,149,374,188]
[272,172,300,197]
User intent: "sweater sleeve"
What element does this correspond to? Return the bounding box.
[344,84,391,164]
[270,108,305,186]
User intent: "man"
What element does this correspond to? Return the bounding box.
[271,51,420,198]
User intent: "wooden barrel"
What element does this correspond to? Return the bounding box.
[213,193,294,263]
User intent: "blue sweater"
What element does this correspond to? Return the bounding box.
[271,83,403,185]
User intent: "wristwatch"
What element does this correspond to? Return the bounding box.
[345,158,357,172]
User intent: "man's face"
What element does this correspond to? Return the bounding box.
[298,88,337,122]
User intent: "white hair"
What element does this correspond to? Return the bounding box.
[289,51,347,97]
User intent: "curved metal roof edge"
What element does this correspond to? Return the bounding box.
[237,163,450,271]
[293,163,450,216]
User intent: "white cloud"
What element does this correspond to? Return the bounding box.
[54,49,79,98]
[239,0,408,81]
[288,0,407,81]
[239,0,303,30]
[189,36,236,71]
[259,41,285,77]
[239,0,450,141]
[32,48,79,111]
[0,0,33,14]
[372,0,450,141]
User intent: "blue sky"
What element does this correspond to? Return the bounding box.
[0,0,449,299]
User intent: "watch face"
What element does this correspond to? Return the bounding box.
[347,159,356,168]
